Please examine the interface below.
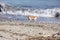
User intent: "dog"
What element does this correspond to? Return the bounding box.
[27,15,38,21]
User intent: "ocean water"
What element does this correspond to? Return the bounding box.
[0,0,60,23]
[0,0,60,8]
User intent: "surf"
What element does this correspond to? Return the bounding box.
[0,2,60,18]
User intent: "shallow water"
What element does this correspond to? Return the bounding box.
[0,14,60,23]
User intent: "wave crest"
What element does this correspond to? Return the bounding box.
[0,3,60,17]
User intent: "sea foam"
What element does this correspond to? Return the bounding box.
[0,3,60,17]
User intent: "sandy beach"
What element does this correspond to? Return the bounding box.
[0,20,60,40]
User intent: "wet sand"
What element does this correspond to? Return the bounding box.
[0,20,60,40]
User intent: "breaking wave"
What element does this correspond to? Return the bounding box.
[0,3,60,17]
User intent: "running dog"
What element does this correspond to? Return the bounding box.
[27,15,38,21]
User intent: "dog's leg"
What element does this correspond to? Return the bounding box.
[34,17,37,21]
